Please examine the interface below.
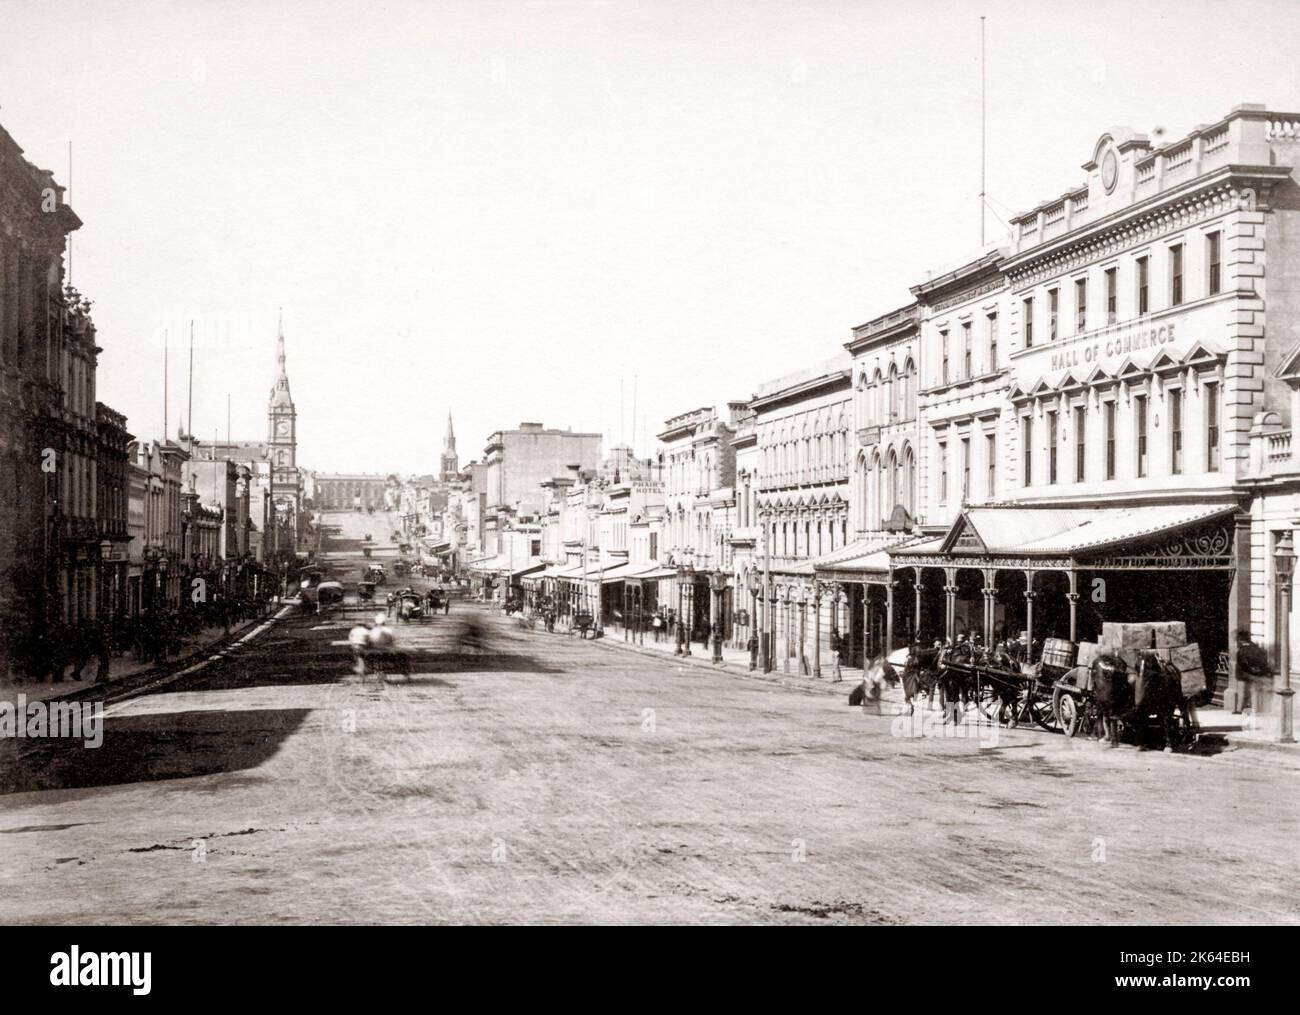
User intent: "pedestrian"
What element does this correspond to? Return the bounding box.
[652,611,663,642]
[1234,627,1270,712]
[95,620,113,685]
[830,629,843,682]
[348,618,372,678]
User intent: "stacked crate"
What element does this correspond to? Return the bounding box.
[1074,622,1206,697]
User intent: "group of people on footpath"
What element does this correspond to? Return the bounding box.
[9,590,274,686]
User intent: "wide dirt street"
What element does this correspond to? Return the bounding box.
[2,577,1297,924]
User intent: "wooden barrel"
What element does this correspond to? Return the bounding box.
[1042,638,1077,670]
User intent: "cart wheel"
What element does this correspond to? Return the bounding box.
[1056,689,1081,738]
[1028,688,1059,732]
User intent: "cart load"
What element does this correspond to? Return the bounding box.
[1074,621,1205,698]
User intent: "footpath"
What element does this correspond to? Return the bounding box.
[573,623,1300,757]
[0,604,295,709]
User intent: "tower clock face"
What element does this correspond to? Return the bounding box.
[1101,149,1118,193]
[276,419,290,437]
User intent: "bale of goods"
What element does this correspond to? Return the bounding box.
[1169,642,1207,698]
[1100,621,1186,650]
[1076,641,1101,667]
[1042,638,1077,670]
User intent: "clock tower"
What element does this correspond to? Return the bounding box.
[267,312,300,549]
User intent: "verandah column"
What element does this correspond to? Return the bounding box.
[863,583,873,660]
[813,582,822,678]
[1066,568,1079,643]
[943,566,957,641]
[914,569,923,643]
[982,568,996,646]
[1023,569,1037,658]
[885,567,895,657]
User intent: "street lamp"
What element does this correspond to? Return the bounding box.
[710,570,727,664]
[1275,529,1295,744]
[676,563,694,657]
[746,569,761,671]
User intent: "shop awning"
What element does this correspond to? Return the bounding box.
[422,539,452,554]
[626,565,679,581]
[598,562,636,584]
[891,501,1238,563]
[506,560,547,579]
[794,535,914,578]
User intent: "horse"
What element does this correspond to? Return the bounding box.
[901,644,942,715]
[937,640,977,722]
[1129,651,1185,751]
[1089,652,1132,747]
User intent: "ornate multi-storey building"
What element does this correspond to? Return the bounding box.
[856,104,1300,719]
[0,120,138,676]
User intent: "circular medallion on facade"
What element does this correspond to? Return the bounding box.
[1101,149,1118,194]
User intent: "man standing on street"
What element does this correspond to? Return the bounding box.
[1235,627,1271,712]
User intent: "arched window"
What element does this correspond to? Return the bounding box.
[888,364,899,421]
[902,359,916,421]
[877,453,889,528]
[902,445,915,513]
[890,450,900,515]
[856,453,870,532]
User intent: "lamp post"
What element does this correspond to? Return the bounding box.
[747,569,761,671]
[762,509,774,673]
[674,564,687,656]
[1275,529,1295,744]
[681,563,694,656]
[710,570,727,664]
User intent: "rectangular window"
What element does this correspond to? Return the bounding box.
[1074,405,1086,482]
[962,321,972,378]
[938,442,948,504]
[1075,277,1087,333]
[941,331,949,385]
[1137,256,1150,315]
[1170,388,1184,474]
[1170,244,1184,306]
[1047,411,1058,484]
[1104,401,1116,479]
[1207,232,1221,296]
[1023,298,1034,348]
[987,312,999,371]
[986,433,996,496]
[1022,417,1033,486]
[961,437,970,499]
[1136,395,1149,478]
[1105,267,1117,324]
[1206,383,1220,472]
[1048,288,1059,341]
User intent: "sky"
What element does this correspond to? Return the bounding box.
[3,0,1299,473]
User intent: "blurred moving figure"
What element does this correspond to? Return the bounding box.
[351,612,409,680]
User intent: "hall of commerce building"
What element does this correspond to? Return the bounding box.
[826,103,1300,716]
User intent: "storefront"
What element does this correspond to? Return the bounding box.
[885,502,1237,673]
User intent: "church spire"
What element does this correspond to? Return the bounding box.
[441,409,459,480]
[269,308,293,408]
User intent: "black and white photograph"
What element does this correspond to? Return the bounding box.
[0,0,1296,976]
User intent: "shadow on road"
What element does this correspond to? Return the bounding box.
[0,708,312,796]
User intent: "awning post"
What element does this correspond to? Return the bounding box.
[886,568,896,656]
[1066,569,1079,643]
[812,583,822,678]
